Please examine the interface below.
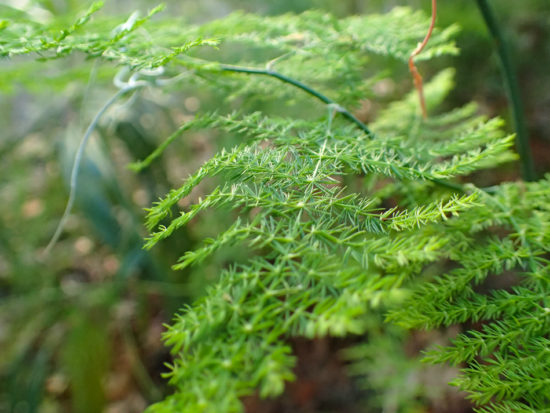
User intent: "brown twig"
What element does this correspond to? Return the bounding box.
[408,0,437,119]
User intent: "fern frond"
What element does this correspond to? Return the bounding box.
[389,177,550,410]
[1,3,217,69]
[143,92,519,413]
[188,8,458,63]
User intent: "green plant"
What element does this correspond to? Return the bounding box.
[3,2,549,413]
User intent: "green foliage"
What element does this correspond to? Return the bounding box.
[389,180,550,412]
[130,5,546,413]
[0,2,216,68]
[3,2,549,413]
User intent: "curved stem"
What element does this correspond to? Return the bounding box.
[475,0,536,181]
[44,84,145,256]
[408,0,437,119]
[220,64,374,137]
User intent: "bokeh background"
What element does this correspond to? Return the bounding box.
[1,0,549,412]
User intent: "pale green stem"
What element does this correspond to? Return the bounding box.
[44,84,145,256]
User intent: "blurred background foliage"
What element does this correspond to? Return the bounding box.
[0,0,548,412]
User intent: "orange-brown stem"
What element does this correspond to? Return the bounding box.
[408,0,437,118]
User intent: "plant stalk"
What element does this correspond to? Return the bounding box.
[475,0,536,181]
[44,83,146,256]
[409,0,437,118]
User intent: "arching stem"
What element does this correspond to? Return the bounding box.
[43,85,142,256]
[220,64,374,137]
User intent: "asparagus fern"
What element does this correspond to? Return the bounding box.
[3,2,548,412]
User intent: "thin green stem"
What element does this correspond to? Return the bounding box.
[431,178,465,193]
[220,64,374,137]
[475,0,536,181]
